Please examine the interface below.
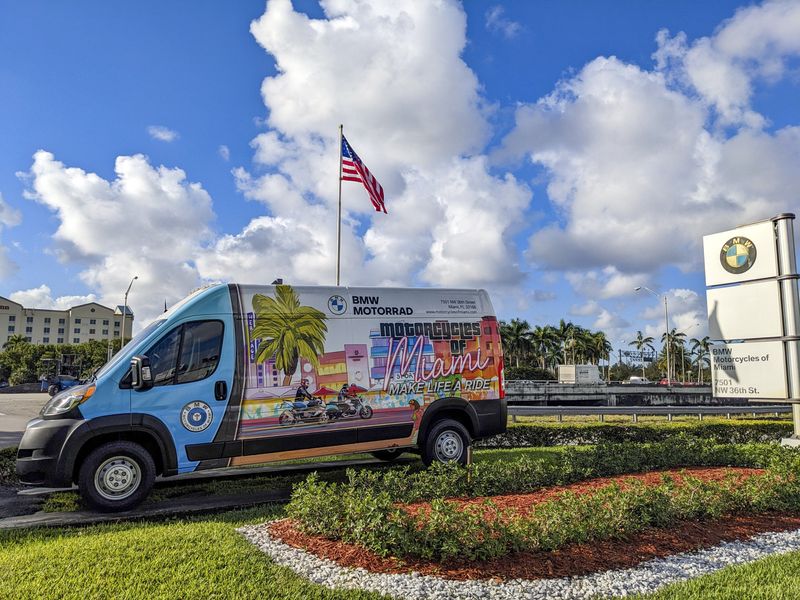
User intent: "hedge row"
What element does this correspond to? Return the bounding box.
[476,420,793,448]
[0,447,16,485]
[289,466,800,561]
[286,437,800,562]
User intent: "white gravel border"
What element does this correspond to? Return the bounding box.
[238,521,800,599]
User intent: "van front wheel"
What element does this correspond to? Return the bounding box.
[421,419,470,466]
[78,441,155,512]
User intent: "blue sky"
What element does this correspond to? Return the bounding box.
[1,0,799,354]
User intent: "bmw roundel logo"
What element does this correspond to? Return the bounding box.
[720,236,757,274]
[181,401,213,433]
[327,295,347,315]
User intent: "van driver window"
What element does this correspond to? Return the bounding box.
[146,327,181,386]
[176,321,223,384]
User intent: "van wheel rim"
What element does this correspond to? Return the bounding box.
[434,431,463,461]
[95,456,141,501]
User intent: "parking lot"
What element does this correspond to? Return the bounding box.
[0,393,48,448]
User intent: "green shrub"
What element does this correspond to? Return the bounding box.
[505,366,555,380]
[477,420,792,448]
[0,446,17,485]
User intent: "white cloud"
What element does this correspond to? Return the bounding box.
[485,5,522,39]
[566,267,649,300]
[9,285,97,310]
[196,0,530,289]
[20,151,214,326]
[594,308,630,331]
[570,300,600,316]
[0,192,21,278]
[641,288,706,341]
[147,125,180,142]
[218,145,230,161]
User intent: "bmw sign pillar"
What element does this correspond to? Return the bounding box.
[703,213,800,445]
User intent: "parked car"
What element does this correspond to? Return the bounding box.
[47,375,81,397]
[622,376,650,384]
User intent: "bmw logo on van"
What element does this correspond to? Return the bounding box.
[181,401,213,432]
[720,236,757,274]
[327,295,347,315]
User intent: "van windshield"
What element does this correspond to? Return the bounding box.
[93,319,167,380]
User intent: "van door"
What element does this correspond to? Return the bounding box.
[130,318,234,472]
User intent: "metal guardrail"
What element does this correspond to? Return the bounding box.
[508,404,791,423]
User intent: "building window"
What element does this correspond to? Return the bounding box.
[58,328,64,334]
[59,318,65,324]
[44,317,51,323]
[103,320,109,326]
[102,329,108,335]
[44,327,50,333]
[25,337,31,342]
[90,319,96,325]
[7,325,13,332]
[43,337,49,343]
[89,329,96,334]
[74,318,81,324]
[114,321,120,328]
[57,338,64,344]
[8,316,14,322]
[26,316,33,323]
[73,338,80,343]
[114,331,120,337]
[74,328,80,334]
[25,327,32,333]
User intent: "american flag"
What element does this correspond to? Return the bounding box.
[341,135,387,214]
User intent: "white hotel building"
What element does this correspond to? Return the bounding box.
[0,296,134,345]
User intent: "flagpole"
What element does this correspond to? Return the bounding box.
[337,124,343,286]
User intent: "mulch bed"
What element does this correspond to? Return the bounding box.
[269,467,800,581]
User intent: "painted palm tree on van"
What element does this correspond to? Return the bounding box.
[251,285,328,386]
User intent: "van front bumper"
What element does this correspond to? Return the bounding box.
[15,418,84,487]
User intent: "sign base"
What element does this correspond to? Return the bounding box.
[780,437,800,448]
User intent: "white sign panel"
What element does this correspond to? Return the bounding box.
[706,280,784,341]
[703,220,778,287]
[710,341,788,399]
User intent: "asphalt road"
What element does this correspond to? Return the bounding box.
[0,393,48,448]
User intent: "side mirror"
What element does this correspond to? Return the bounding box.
[130,356,153,391]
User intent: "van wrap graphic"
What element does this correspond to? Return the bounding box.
[215,285,502,466]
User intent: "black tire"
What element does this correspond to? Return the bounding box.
[359,405,373,419]
[47,384,59,397]
[421,418,470,466]
[77,441,155,512]
[371,448,405,461]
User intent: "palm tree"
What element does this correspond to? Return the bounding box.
[3,334,28,350]
[661,328,687,382]
[251,285,328,386]
[530,325,556,370]
[556,320,576,365]
[690,336,711,383]
[629,331,654,379]
[590,331,613,379]
[499,319,532,368]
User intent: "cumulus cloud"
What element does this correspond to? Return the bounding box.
[10,285,97,310]
[570,300,600,317]
[208,0,531,289]
[218,145,230,161]
[485,5,522,39]
[20,151,214,325]
[0,192,21,278]
[147,125,179,142]
[500,1,800,277]
[566,267,650,300]
[641,288,706,341]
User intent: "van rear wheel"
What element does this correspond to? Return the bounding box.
[421,419,470,466]
[78,441,155,512]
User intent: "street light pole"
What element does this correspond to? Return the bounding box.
[122,276,138,347]
[636,286,671,386]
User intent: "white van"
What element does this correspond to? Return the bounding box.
[17,284,507,511]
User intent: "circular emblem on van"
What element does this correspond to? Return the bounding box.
[327,295,347,315]
[181,401,213,432]
[720,237,757,274]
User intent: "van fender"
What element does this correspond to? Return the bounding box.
[56,414,178,484]
[417,397,480,445]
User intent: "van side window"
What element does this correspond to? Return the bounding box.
[176,321,224,384]
[146,327,182,386]
[143,320,224,387]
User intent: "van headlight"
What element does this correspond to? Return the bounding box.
[41,384,95,418]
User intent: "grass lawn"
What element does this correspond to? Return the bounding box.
[635,550,800,599]
[0,505,388,600]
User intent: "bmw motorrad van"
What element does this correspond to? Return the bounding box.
[16,283,506,511]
